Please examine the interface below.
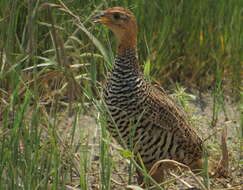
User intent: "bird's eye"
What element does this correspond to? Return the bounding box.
[113,13,121,20]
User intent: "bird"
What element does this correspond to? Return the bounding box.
[93,7,204,186]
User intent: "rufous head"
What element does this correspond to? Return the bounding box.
[93,7,137,55]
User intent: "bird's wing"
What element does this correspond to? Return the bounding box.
[153,84,188,117]
[148,85,202,145]
[150,85,188,121]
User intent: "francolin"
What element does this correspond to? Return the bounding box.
[94,7,204,186]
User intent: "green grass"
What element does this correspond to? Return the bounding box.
[0,0,242,189]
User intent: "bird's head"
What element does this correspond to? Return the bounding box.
[93,7,137,55]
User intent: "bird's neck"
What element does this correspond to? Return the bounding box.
[113,30,139,71]
[116,32,137,56]
[117,43,137,57]
[114,48,140,72]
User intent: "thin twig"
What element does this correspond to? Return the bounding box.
[169,171,193,188]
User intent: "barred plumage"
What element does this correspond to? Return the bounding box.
[94,7,203,185]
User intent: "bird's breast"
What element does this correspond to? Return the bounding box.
[104,70,146,111]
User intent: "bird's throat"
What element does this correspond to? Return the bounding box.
[116,33,137,56]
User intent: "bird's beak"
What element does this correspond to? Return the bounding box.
[93,12,110,24]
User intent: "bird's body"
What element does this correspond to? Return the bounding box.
[94,7,203,185]
[104,48,203,169]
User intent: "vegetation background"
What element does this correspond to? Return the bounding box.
[0,0,242,189]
